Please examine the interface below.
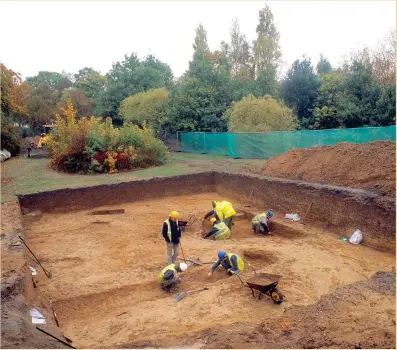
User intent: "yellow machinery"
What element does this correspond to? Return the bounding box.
[36,123,54,149]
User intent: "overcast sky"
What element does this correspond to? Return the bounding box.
[1,1,395,80]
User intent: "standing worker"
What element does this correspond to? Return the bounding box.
[251,210,274,235]
[162,211,182,264]
[27,141,34,158]
[158,262,188,292]
[204,200,236,230]
[207,251,244,277]
[203,218,231,240]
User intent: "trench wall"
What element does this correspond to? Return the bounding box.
[17,173,216,214]
[18,171,396,251]
[215,172,396,252]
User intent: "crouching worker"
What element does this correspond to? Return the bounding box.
[158,262,188,293]
[251,210,274,235]
[207,251,244,277]
[204,200,236,230]
[203,218,231,240]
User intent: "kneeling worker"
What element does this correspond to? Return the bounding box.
[207,251,244,277]
[203,218,231,240]
[204,200,236,230]
[251,210,274,235]
[158,262,188,292]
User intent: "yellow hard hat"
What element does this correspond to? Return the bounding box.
[169,211,179,219]
[210,217,217,225]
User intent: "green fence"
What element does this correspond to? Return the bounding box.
[180,126,396,158]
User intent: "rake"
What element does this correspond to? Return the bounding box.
[173,287,209,302]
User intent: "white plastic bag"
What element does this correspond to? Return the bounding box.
[285,213,301,221]
[349,230,363,245]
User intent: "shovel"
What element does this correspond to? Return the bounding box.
[173,287,209,302]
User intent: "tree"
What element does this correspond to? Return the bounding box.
[341,30,396,86]
[193,23,209,52]
[119,88,169,134]
[281,57,320,127]
[27,84,59,128]
[102,53,173,122]
[169,24,234,134]
[58,89,94,118]
[371,29,396,86]
[224,95,298,132]
[166,76,228,132]
[375,84,396,125]
[1,116,21,156]
[314,62,395,129]
[252,4,282,95]
[343,61,387,127]
[317,54,332,74]
[74,67,107,115]
[26,71,72,91]
[312,71,347,129]
[229,18,252,78]
[188,24,213,81]
[1,64,31,124]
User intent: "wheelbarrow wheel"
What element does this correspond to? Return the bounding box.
[270,287,284,304]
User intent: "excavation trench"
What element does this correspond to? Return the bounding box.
[15,172,396,348]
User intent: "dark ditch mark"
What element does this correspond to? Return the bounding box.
[90,209,125,215]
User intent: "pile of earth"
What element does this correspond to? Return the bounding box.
[261,141,396,197]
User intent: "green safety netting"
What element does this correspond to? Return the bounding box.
[180,126,396,159]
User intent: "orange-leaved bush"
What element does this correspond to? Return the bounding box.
[46,99,168,174]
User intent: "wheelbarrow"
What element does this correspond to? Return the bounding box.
[178,214,197,232]
[235,272,285,304]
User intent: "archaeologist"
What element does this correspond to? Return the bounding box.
[251,210,274,235]
[203,200,236,230]
[162,211,182,264]
[207,251,244,277]
[27,141,34,158]
[203,218,231,240]
[158,262,188,292]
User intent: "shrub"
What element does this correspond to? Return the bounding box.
[46,99,168,173]
[1,117,21,156]
[223,95,299,132]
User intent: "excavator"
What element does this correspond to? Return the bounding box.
[34,123,54,149]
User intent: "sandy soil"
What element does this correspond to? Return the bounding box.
[1,201,67,349]
[19,193,395,348]
[261,141,396,197]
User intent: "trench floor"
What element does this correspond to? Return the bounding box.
[21,193,395,348]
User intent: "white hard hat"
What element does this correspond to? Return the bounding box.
[179,262,188,272]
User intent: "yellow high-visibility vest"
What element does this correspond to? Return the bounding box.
[213,221,231,240]
[227,253,245,271]
[251,213,267,225]
[158,263,177,284]
[215,201,236,221]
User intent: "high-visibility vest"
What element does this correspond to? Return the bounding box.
[213,221,231,240]
[215,201,236,221]
[164,218,179,241]
[227,253,245,271]
[158,263,177,284]
[251,213,267,225]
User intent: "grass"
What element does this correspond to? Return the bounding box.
[0,152,233,203]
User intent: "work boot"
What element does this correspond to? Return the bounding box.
[170,286,178,293]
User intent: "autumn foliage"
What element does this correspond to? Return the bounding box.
[46,100,168,173]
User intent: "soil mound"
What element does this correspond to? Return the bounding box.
[261,141,396,197]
